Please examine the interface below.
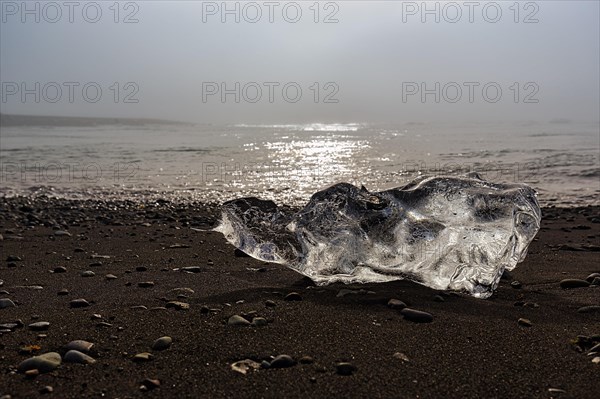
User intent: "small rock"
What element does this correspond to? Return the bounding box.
[228,315,251,326]
[57,289,69,296]
[140,378,160,390]
[165,301,189,310]
[54,230,71,237]
[231,359,261,374]
[39,386,53,394]
[105,274,118,280]
[64,340,94,353]
[28,322,50,331]
[387,299,407,310]
[393,352,410,362]
[181,266,201,273]
[299,356,314,364]
[70,298,90,308]
[433,295,445,302]
[265,300,276,307]
[335,362,356,376]
[560,279,590,289]
[18,352,61,373]
[152,336,173,351]
[591,277,600,286]
[400,308,433,323]
[132,352,153,362]
[81,271,95,277]
[53,266,67,273]
[251,317,268,327]
[518,318,532,327]
[270,354,296,368]
[592,357,600,364]
[284,292,302,301]
[0,298,16,309]
[135,266,148,272]
[64,350,96,364]
[138,281,155,288]
[510,281,522,289]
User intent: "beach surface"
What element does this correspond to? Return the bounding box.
[0,197,599,398]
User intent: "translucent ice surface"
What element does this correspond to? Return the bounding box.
[215,174,541,298]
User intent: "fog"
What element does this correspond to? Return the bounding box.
[1,1,599,125]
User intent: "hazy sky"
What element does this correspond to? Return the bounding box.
[1,1,599,124]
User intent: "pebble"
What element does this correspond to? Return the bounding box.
[105,274,118,280]
[64,340,94,353]
[231,359,261,374]
[70,298,90,308]
[592,357,600,364]
[251,317,268,327]
[265,300,276,307]
[299,356,314,364]
[140,378,161,390]
[165,301,189,310]
[400,308,433,323]
[284,292,302,301]
[54,230,71,237]
[518,318,532,327]
[57,289,69,296]
[132,352,154,362]
[39,386,53,394]
[181,266,201,273]
[269,354,296,368]
[81,271,95,277]
[152,336,173,351]
[131,305,147,310]
[433,295,445,302]
[393,352,410,362]
[510,281,522,289]
[586,273,600,283]
[138,281,155,288]
[135,266,148,272]
[335,362,356,376]
[18,352,62,373]
[0,298,16,309]
[387,299,407,310]
[64,350,96,364]
[228,315,251,326]
[28,322,50,331]
[559,279,590,289]
[53,266,67,273]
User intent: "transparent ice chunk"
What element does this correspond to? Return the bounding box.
[215,174,541,298]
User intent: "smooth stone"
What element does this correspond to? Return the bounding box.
[57,289,69,296]
[130,305,147,310]
[400,308,433,323]
[269,354,296,368]
[284,292,302,301]
[335,362,356,376]
[592,357,600,364]
[169,287,194,296]
[577,306,600,314]
[251,317,268,327]
[64,340,94,353]
[138,281,155,288]
[53,266,67,273]
[70,298,90,308]
[560,279,590,289]
[181,267,201,273]
[165,301,189,310]
[64,350,96,364]
[393,352,410,362]
[105,274,118,280]
[152,336,173,351]
[433,295,445,302]
[510,281,522,289]
[39,386,53,394]
[54,230,71,237]
[81,271,95,277]
[18,352,61,373]
[0,298,16,309]
[585,272,600,282]
[228,315,251,326]
[140,378,161,390]
[28,322,50,331]
[135,266,148,272]
[231,359,262,374]
[387,299,407,310]
[518,318,532,327]
[299,356,314,364]
[265,300,277,307]
[132,352,154,362]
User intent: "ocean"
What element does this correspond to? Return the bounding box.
[1,121,598,207]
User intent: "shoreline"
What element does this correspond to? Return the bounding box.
[0,196,599,398]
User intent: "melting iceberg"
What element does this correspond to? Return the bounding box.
[215,174,541,298]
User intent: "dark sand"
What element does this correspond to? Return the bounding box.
[0,197,599,399]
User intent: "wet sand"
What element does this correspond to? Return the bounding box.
[0,197,599,398]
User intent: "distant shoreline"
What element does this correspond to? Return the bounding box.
[0,113,191,128]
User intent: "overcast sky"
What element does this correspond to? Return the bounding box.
[1,1,599,124]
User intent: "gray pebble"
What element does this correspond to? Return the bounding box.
[387,299,407,309]
[577,305,600,314]
[28,321,50,331]
[132,352,153,362]
[518,318,532,327]
[251,317,268,327]
[560,279,590,289]
[54,230,71,237]
[64,350,96,364]
[400,308,433,323]
[0,298,16,309]
[510,281,522,289]
[181,266,201,273]
[18,352,61,373]
[335,362,356,376]
[138,281,155,288]
[265,300,276,307]
[228,315,251,326]
[105,274,118,280]
[57,289,69,296]
[53,266,67,273]
[165,301,189,310]
[81,271,95,277]
[64,340,94,353]
[284,292,302,301]
[70,298,90,308]
[270,354,296,368]
[152,336,173,351]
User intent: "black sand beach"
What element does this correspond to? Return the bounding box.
[0,197,599,398]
